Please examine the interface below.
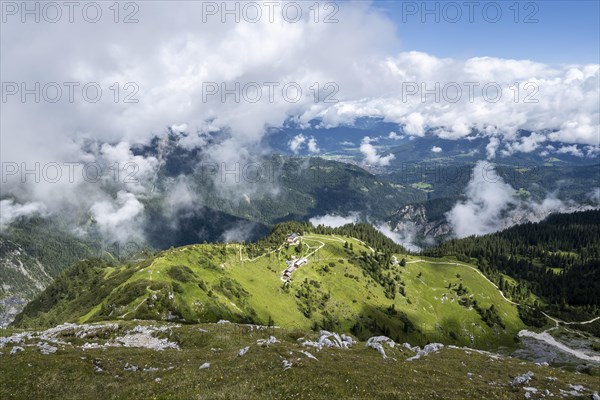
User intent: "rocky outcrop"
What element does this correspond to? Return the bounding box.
[387,204,452,241]
[237,346,250,357]
[0,322,179,352]
[366,336,395,358]
[0,238,53,327]
[405,343,444,361]
[511,371,534,386]
[257,336,279,347]
[298,331,356,351]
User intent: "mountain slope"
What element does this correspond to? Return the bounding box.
[0,216,100,327]
[426,210,600,326]
[14,226,524,348]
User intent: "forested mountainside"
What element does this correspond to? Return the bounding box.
[426,210,600,325]
[0,217,100,326]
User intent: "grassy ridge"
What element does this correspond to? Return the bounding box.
[14,230,525,348]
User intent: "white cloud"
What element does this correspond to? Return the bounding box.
[288,134,319,154]
[309,212,359,228]
[585,145,600,157]
[307,137,320,153]
[446,161,599,238]
[502,132,547,155]
[3,2,597,177]
[403,112,426,137]
[220,221,259,243]
[1,1,598,242]
[486,137,501,159]
[170,123,188,133]
[289,134,307,154]
[388,131,404,140]
[446,161,518,238]
[376,223,421,252]
[431,146,442,153]
[90,191,145,243]
[556,144,584,157]
[360,136,395,166]
[0,199,47,230]
[589,188,600,204]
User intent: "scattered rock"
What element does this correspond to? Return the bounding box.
[591,391,600,400]
[512,371,534,386]
[282,359,292,371]
[93,360,104,373]
[217,320,231,324]
[340,334,356,346]
[124,363,139,372]
[559,388,581,397]
[81,342,104,350]
[366,336,395,358]
[407,343,444,361]
[256,336,279,347]
[38,342,57,355]
[237,346,250,357]
[299,350,318,361]
[402,343,420,353]
[155,378,161,382]
[199,362,210,369]
[1,322,181,352]
[10,346,24,355]
[569,384,587,392]
[111,326,179,351]
[299,331,355,351]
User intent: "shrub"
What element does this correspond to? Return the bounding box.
[167,265,196,283]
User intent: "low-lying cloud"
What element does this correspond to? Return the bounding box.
[446,161,600,238]
[360,136,395,166]
[1,1,598,246]
[309,212,360,228]
[0,199,47,230]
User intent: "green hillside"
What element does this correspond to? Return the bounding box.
[14,225,525,348]
[427,210,600,328]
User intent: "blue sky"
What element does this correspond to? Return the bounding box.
[371,0,600,65]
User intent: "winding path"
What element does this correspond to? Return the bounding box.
[405,259,518,305]
[542,312,600,327]
[407,258,600,362]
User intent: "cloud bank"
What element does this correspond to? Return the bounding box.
[446,161,600,238]
[309,212,360,228]
[1,1,598,243]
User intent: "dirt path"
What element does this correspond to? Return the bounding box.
[406,259,519,305]
[406,259,600,328]
[542,312,600,327]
